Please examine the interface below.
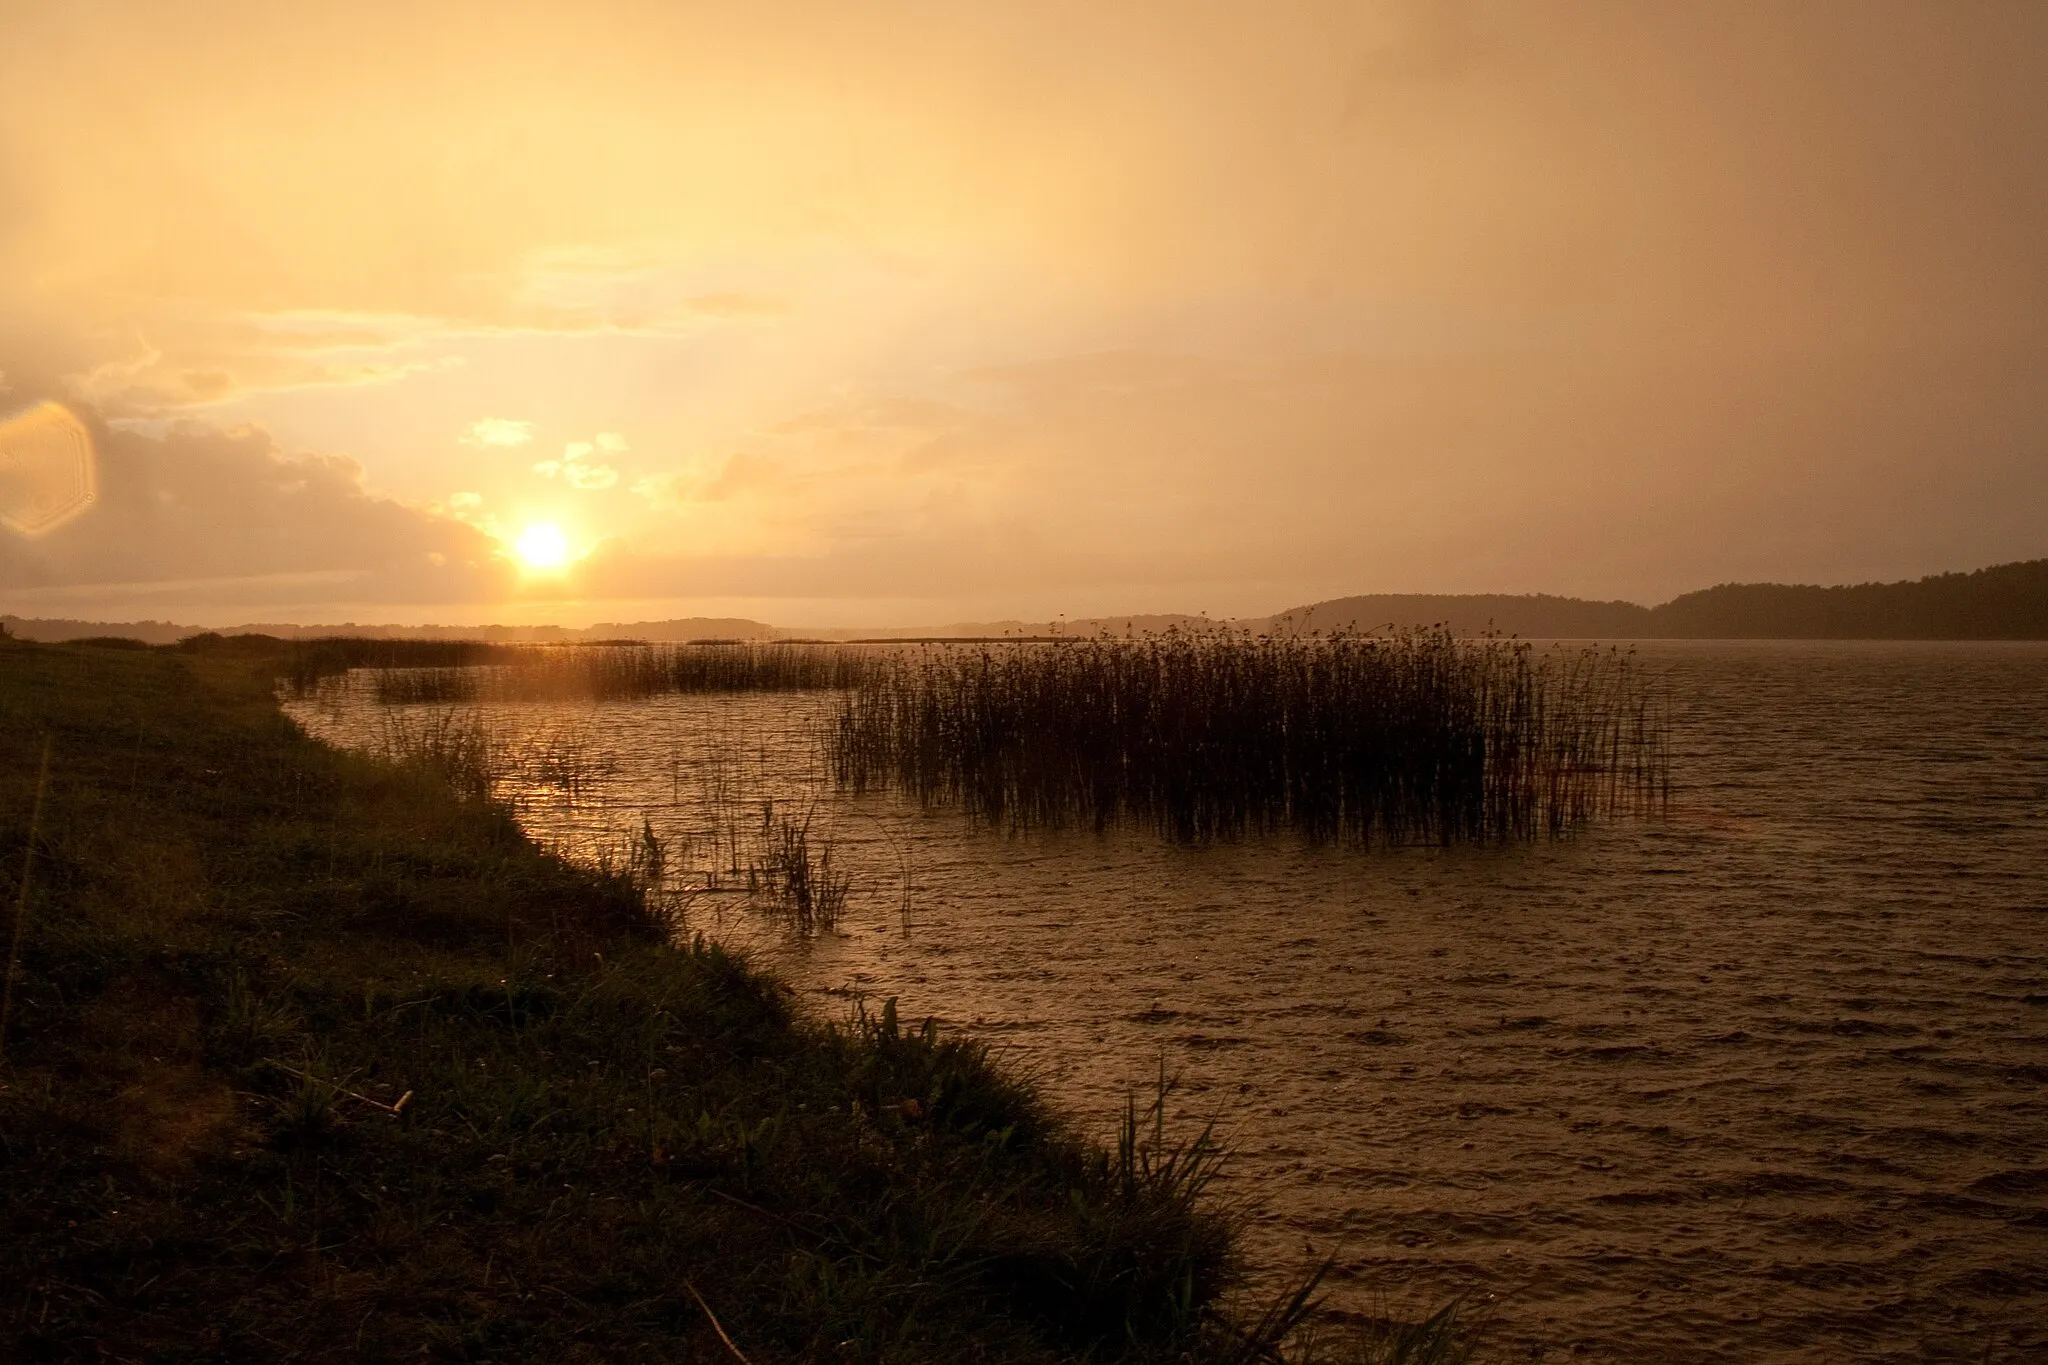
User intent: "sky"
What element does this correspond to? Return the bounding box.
[2,0,2045,627]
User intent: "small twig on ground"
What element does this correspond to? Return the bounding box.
[683,1279,753,1364]
[263,1061,413,1116]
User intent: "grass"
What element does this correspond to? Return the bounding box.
[312,631,1664,854]
[828,630,1666,846]
[2,634,1439,1363]
[359,642,889,705]
[0,635,1480,1363]
[752,811,851,935]
[359,707,850,935]
[270,635,529,697]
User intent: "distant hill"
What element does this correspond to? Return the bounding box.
[804,613,1221,641]
[1260,559,2048,639]
[1,615,195,645]
[588,618,779,641]
[1645,560,2048,638]
[0,616,781,645]
[1254,594,1651,639]
[7,559,2046,645]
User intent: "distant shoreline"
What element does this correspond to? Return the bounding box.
[8,556,2047,645]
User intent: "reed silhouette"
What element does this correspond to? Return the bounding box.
[369,642,885,703]
[829,630,1666,845]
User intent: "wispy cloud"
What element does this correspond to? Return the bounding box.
[533,436,622,490]
[460,417,536,449]
[564,463,620,490]
[506,245,791,333]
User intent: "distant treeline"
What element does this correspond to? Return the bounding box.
[9,557,2048,645]
[1268,559,2048,640]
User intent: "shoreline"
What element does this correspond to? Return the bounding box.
[2,636,1418,1362]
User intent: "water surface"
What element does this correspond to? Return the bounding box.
[288,642,2048,1362]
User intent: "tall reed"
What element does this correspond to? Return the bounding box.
[828,631,1665,846]
[372,642,886,704]
[282,637,522,696]
[373,709,500,801]
[752,811,849,933]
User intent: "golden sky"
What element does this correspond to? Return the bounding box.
[3,1,2045,625]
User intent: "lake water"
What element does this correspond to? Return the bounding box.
[285,641,2048,1362]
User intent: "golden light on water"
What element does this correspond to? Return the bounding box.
[514,523,572,574]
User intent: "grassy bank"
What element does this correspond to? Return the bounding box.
[0,637,1328,1363]
[0,636,1477,1362]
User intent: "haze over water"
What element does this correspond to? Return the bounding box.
[290,640,2048,1362]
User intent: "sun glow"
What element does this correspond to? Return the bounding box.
[514,522,573,573]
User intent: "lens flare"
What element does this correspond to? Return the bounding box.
[0,401,97,537]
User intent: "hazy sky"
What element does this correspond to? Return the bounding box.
[3,1,2044,626]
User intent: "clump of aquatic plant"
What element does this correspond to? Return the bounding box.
[280,636,522,696]
[829,629,1666,845]
[372,708,500,801]
[749,810,849,934]
[502,718,615,797]
[371,642,888,703]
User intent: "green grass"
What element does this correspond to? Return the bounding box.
[0,637,1266,1363]
[0,635,1482,1363]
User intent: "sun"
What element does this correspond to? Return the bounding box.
[514,522,572,573]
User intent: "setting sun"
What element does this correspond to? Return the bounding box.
[514,522,572,573]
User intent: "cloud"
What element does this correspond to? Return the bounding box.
[181,370,234,401]
[4,3,2048,621]
[505,245,793,333]
[631,471,693,510]
[460,417,536,448]
[683,293,787,318]
[0,415,513,609]
[564,463,619,491]
[533,436,623,490]
[42,312,473,418]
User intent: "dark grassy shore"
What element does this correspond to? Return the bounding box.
[0,636,1468,1363]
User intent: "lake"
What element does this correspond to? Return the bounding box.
[285,640,2048,1362]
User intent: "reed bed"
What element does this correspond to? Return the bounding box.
[281,636,525,695]
[828,631,1666,846]
[371,642,886,704]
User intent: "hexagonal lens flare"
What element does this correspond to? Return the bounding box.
[0,402,97,537]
